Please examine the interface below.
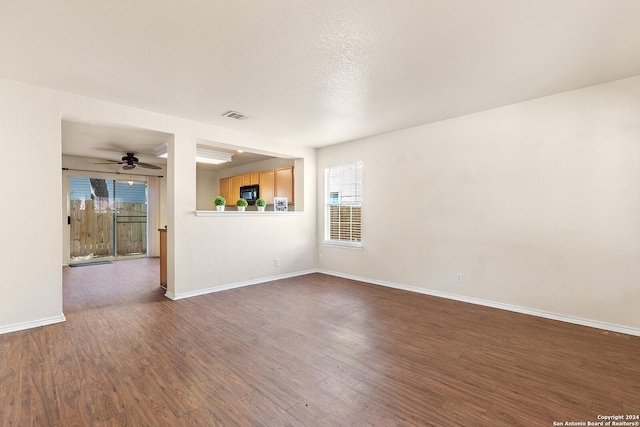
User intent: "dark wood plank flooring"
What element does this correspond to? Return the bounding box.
[1,258,639,426]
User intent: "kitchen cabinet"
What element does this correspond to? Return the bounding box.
[159,229,167,289]
[240,173,259,186]
[230,175,245,205]
[219,177,231,206]
[220,166,293,206]
[275,167,294,202]
[250,172,260,185]
[259,170,275,203]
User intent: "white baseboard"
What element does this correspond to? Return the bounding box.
[165,269,318,300]
[318,269,640,338]
[161,267,640,337]
[0,314,66,335]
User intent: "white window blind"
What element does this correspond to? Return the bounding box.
[326,162,362,244]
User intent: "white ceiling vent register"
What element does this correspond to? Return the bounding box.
[222,111,249,120]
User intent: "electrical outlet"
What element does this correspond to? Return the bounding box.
[456,273,463,283]
[319,254,323,260]
[274,258,280,267]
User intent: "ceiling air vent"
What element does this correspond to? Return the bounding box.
[222,111,249,120]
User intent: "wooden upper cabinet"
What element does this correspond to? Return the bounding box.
[230,175,245,205]
[219,166,293,207]
[275,166,294,203]
[259,170,275,204]
[219,177,231,207]
[250,172,260,185]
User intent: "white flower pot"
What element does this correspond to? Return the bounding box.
[216,205,224,212]
[257,206,265,212]
[237,206,245,212]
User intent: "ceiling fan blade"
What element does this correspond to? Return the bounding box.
[95,160,123,164]
[122,164,136,170]
[136,162,162,170]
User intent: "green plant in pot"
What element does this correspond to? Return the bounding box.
[214,196,226,211]
[255,198,267,212]
[236,198,248,212]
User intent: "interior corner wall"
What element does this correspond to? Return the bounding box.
[317,75,640,331]
[0,80,64,332]
[174,148,317,297]
[0,76,317,334]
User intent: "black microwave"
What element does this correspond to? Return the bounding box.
[239,184,259,205]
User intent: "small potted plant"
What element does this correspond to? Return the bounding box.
[236,198,248,212]
[214,196,226,211]
[255,198,267,212]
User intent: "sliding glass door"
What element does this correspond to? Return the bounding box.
[69,177,147,262]
[114,181,147,256]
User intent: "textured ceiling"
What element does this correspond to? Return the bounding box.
[2,1,640,149]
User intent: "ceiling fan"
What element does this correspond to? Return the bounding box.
[96,153,161,170]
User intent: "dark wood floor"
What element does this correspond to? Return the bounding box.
[1,258,639,426]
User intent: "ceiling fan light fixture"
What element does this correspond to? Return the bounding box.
[196,148,233,165]
[95,152,161,170]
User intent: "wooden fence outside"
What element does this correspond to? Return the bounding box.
[70,200,147,259]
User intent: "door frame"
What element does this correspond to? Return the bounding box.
[63,169,150,266]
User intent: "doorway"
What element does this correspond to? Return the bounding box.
[69,176,148,263]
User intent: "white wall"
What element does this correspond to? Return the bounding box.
[317,76,640,331]
[0,81,64,332]
[0,77,317,333]
[196,168,218,211]
[176,155,315,297]
[5,71,637,334]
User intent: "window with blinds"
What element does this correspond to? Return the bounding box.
[326,162,362,244]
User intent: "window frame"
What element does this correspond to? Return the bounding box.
[323,161,363,249]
